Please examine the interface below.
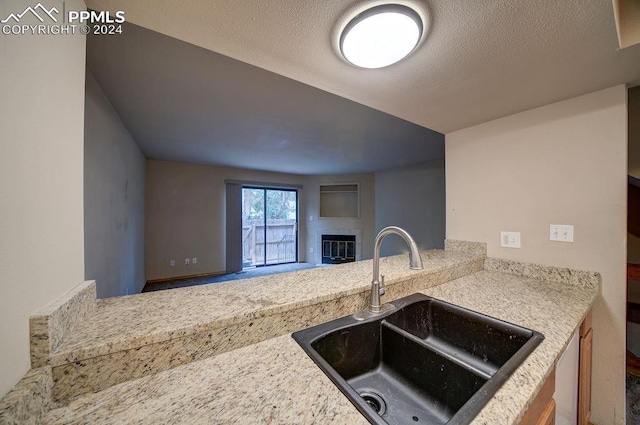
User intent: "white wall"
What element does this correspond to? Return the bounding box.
[84,71,146,298]
[0,0,86,398]
[446,86,627,424]
[375,160,445,256]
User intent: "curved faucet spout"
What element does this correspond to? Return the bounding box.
[372,226,423,284]
[354,226,424,320]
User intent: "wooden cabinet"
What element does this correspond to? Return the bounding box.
[578,310,593,425]
[520,367,555,425]
[538,399,556,425]
[521,309,592,425]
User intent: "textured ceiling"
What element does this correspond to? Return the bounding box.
[86,0,640,134]
[86,23,444,175]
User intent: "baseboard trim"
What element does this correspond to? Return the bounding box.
[145,271,226,285]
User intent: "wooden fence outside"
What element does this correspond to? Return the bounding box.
[243,219,297,266]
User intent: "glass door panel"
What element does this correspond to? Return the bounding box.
[242,187,298,267]
[242,188,265,267]
[265,189,297,265]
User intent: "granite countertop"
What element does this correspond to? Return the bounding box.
[44,266,598,425]
[13,245,486,409]
[51,249,482,365]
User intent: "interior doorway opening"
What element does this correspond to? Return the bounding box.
[241,187,298,267]
[627,85,640,423]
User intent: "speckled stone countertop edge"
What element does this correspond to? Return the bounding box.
[444,239,487,257]
[0,366,52,425]
[484,257,601,289]
[29,281,96,368]
[48,253,485,366]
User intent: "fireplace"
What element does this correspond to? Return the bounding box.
[321,234,356,264]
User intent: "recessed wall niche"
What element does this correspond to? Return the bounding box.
[319,184,359,218]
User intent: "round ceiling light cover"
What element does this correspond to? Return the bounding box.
[340,4,423,69]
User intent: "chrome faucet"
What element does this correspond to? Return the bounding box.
[354,226,423,320]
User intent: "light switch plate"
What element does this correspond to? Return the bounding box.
[550,224,574,242]
[500,231,521,248]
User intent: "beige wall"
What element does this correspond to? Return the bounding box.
[303,173,376,263]
[446,85,627,424]
[145,160,307,280]
[145,161,378,280]
[0,0,86,398]
[84,71,146,298]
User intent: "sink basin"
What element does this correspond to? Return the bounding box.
[292,293,543,425]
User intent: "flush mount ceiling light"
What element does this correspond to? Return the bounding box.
[339,4,424,69]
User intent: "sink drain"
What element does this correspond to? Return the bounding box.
[358,390,387,416]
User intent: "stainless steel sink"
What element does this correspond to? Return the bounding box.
[292,293,543,425]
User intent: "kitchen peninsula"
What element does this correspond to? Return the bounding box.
[0,241,598,424]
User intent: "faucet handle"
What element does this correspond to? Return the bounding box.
[379,275,385,296]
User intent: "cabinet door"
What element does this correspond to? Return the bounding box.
[520,368,555,425]
[539,399,556,425]
[555,330,579,424]
[578,327,592,425]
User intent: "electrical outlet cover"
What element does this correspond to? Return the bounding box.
[500,231,521,248]
[549,224,574,242]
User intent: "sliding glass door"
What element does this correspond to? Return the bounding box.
[241,187,298,267]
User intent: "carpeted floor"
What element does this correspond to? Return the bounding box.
[628,373,640,424]
[142,262,319,292]
[630,317,640,425]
